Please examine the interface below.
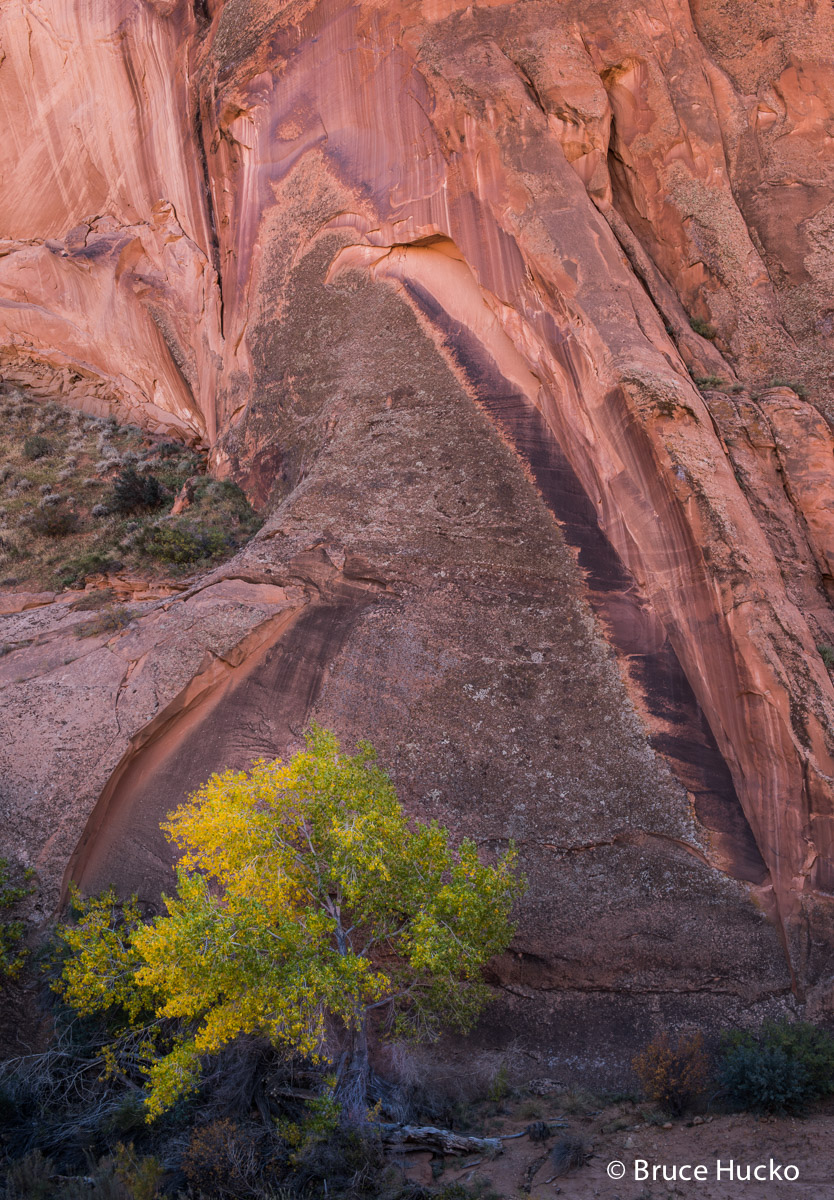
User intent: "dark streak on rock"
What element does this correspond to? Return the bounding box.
[405,278,769,886]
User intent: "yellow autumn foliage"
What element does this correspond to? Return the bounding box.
[55,726,524,1119]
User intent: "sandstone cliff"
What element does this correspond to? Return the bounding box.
[2,0,834,1074]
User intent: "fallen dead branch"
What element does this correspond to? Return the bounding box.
[378,1123,504,1156]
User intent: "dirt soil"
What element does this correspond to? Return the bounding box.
[402,1096,834,1200]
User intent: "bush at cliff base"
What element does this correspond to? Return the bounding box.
[632,1031,708,1116]
[719,1020,834,1114]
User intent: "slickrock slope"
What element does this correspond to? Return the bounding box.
[2,0,834,1068]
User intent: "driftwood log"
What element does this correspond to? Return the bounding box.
[378,1124,503,1156]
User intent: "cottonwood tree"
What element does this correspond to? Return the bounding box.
[56,727,523,1118]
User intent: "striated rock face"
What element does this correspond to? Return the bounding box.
[2,0,834,1068]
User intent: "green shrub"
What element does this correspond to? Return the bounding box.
[112,1143,163,1200]
[488,1062,509,1103]
[70,588,116,612]
[110,468,165,514]
[155,440,187,460]
[140,522,228,564]
[73,605,134,640]
[22,435,53,461]
[693,375,730,391]
[768,378,808,399]
[720,1045,809,1115]
[47,1148,159,1200]
[719,1020,834,1113]
[817,643,834,670]
[689,317,718,340]
[199,477,254,512]
[518,1098,544,1120]
[102,1092,146,1135]
[1,856,35,981]
[56,552,121,588]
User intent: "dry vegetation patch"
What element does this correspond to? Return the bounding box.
[0,389,262,593]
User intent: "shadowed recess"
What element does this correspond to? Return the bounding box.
[69,600,371,905]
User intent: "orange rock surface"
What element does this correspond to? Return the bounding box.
[2,0,834,1062]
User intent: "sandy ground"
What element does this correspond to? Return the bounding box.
[402,1098,834,1199]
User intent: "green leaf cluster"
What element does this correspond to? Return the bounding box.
[0,857,35,981]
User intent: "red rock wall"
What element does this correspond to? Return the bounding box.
[2,0,834,1049]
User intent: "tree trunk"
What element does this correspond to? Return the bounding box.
[336,1015,371,1119]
